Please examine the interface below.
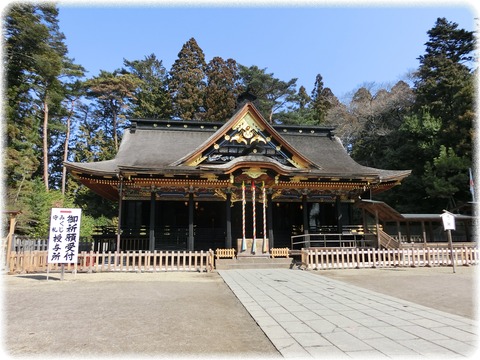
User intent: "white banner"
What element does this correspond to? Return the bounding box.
[47,208,82,264]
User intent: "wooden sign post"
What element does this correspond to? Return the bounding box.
[441,210,456,273]
[47,208,82,280]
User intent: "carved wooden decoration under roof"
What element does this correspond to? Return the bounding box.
[184,107,310,170]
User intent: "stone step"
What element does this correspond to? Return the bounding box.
[215,257,293,270]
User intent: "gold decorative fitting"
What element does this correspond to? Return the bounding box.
[214,143,220,149]
[242,167,267,179]
[204,173,218,181]
[291,176,308,182]
[214,189,227,200]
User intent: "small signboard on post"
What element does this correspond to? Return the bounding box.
[441,210,456,273]
[441,211,456,231]
[47,208,82,280]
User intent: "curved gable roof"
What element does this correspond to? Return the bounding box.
[64,102,410,186]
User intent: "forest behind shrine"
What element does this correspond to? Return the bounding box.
[3,4,477,240]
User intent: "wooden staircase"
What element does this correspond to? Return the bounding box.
[377,229,401,249]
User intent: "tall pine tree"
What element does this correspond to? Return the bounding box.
[168,38,207,120]
[204,56,239,122]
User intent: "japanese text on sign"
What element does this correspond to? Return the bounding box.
[47,208,82,264]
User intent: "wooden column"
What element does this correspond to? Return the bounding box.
[302,195,310,248]
[302,195,308,232]
[375,209,381,249]
[225,192,232,248]
[421,220,427,244]
[267,193,274,249]
[6,211,20,269]
[406,221,411,242]
[336,196,343,232]
[396,221,402,243]
[188,193,194,251]
[149,191,156,252]
[116,176,123,252]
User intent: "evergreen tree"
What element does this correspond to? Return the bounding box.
[4,4,84,192]
[297,86,311,110]
[204,56,239,122]
[168,37,207,120]
[238,65,297,123]
[414,17,475,160]
[279,85,314,125]
[357,19,475,213]
[310,74,337,124]
[407,18,475,211]
[85,70,141,151]
[123,54,172,119]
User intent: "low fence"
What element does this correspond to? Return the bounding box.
[302,246,479,270]
[7,250,215,274]
[5,246,479,274]
[11,236,93,252]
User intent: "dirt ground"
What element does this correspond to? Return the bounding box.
[315,265,478,319]
[1,266,478,359]
[1,271,280,359]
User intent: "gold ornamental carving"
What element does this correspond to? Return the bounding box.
[242,167,267,179]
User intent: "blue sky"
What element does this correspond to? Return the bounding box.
[55,1,477,101]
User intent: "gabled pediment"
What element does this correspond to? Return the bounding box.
[171,103,318,170]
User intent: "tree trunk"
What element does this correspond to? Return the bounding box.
[112,100,118,151]
[43,99,49,191]
[61,100,75,195]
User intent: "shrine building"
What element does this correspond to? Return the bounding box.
[64,101,411,253]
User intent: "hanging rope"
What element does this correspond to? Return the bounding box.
[252,180,256,253]
[263,181,268,253]
[241,181,246,251]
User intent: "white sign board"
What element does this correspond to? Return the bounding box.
[47,208,82,264]
[441,211,456,231]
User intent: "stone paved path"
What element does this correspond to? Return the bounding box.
[219,269,478,358]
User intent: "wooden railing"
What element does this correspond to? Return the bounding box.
[215,248,236,259]
[270,247,290,258]
[7,250,215,274]
[291,233,373,249]
[302,246,479,270]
